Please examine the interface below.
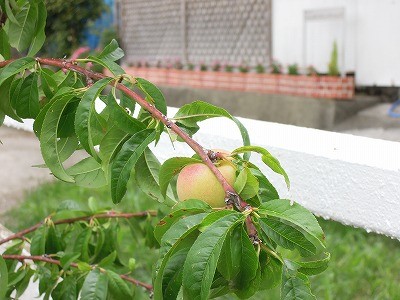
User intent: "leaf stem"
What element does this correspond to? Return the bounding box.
[1,254,153,291]
[0,210,157,246]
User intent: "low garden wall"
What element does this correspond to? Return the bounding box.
[124,67,355,100]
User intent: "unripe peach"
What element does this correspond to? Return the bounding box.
[176,161,236,208]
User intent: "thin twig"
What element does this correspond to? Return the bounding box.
[0,210,157,246]
[1,254,153,291]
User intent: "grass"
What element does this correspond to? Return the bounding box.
[2,181,400,300]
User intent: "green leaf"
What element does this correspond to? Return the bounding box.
[75,78,113,159]
[0,76,22,122]
[173,101,250,158]
[81,269,108,300]
[232,226,259,292]
[0,57,35,87]
[99,125,130,171]
[259,253,282,290]
[87,55,124,76]
[154,206,211,244]
[234,167,259,200]
[40,92,75,182]
[60,252,81,270]
[15,268,34,298]
[0,256,8,300]
[98,39,124,62]
[260,217,317,257]
[136,77,167,115]
[66,157,107,188]
[74,228,91,262]
[107,270,133,299]
[162,247,189,300]
[30,226,47,256]
[8,2,38,52]
[0,28,11,60]
[27,1,46,56]
[110,129,156,203]
[58,136,79,163]
[105,92,145,134]
[14,71,40,118]
[171,198,212,212]
[258,199,325,249]
[5,0,19,25]
[154,213,208,300]
[233,145,290,188]
[51,275,77,300]
[159,157,201,198]
[182,213,245,300]
[281,271,316,300]
[40,68,58,99]
[290,252,330,276]
[135,148,177,206]
[58,101,80,138]
[250,167,279,202]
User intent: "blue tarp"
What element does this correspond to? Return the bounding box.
[84,0,114,49]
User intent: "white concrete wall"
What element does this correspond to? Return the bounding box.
[272,0,400,86]
[5,109,400,239]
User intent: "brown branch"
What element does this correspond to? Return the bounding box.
[2,254,153,291]
[0,210,157,246]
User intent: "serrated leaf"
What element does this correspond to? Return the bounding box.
[259,253,282,290]
[162,247,189,300]
[135,148,177,206]
[234,167,259,200]
[106,92,145,134]
[0,76,22,122]
[111,129,156,203]
[159,157,201,198]
[98,251,117,268]
[8,2,37,52]
[233,145,290,189]
[281,271,316,300]
[98,39,124,62]
[57,136,79,163]
[260,217,317,257]
[0,256,8,300]
[81,269,108,300]
[153,213,208,300]
[289,252,330,276]
[258,200,325,249]
[250,167,279,202]
[14,71,40,118]
[0,57,35,87]
[182,213,245,300]
[136,77,167,115]
[40,68,58,99]
[75,78,113,160]
[107,270,133,299]
[66,157,107,188]
[173,101,250,158]
[40,92,75,182]
[154,206,211,243]
[232,226,259,292]
[58,101,80,138]
[33,87,75,137]
[171,198,212,213]
[27,1,46,56]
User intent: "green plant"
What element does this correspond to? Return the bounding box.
[187,62,195,70]
[271,60,282,74]
[224,63,234,72]
[288,63,299,75]
[0,1,329,299]
[238,62,249,73]
[255,63,265,74]
[200,61,208,71]
[328,41,340,76]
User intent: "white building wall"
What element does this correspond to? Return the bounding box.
[272,0,400,86]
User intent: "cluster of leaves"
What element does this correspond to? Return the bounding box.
[328,41,340,77]
[0,198,158,299]
[0,1,330,299]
